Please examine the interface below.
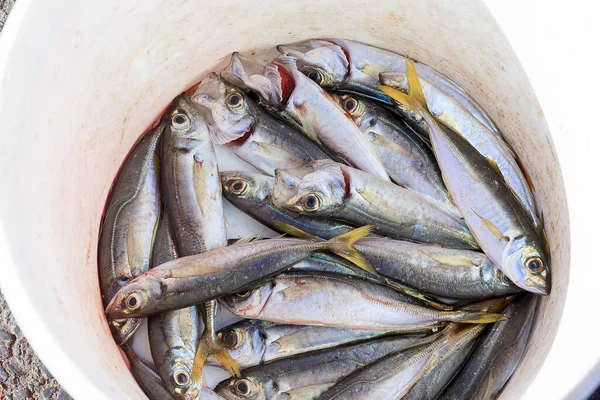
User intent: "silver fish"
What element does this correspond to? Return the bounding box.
[280,39,539,228]
[148,212,202,398]
[190,73,331,175]
[220,272,504,332]
[316,323,486,400]
[123,343,174,400]
[330,92,456,213]
[214,333,440,400]
[104,227,373,319]
[160,95,238,384]
[440,294,538,400]
[380,60,550,295]
[277,38,498,135]
[208,319,398,369]
[271,159,477,249]
[98,122,163,344]
[221,170,356,239]
[222,53,390,180]
[353,237,521,300]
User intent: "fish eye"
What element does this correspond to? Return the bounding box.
[219,330,238,348]
[235,289,253,298]
[173,370,190,386]
[525,256,544,273]
[229,179,247,195]
[172,111,190,129]
[302,194,321,211]
[343,97,358,113]
[306,69,322,84]
[226,92,244,109]
[125,293,142,310]
[234,379,252,396]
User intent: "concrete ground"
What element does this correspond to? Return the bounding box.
[0,2,70,399]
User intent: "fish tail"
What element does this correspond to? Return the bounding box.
[450,310,507,324]
[378,58,429,112]
[191,332,241,384]
[325,225,376,274]
[272,221,320,240]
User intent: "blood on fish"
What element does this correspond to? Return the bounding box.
[226,126,255,148]
[276,64,296,103]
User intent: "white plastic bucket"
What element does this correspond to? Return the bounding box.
[0,0,592,399]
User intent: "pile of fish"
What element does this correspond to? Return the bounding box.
[99,38,549,400]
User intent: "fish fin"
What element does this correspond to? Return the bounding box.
[231,235,263,245]
[451,310,507,324]
[191,332,241,385]
[252,141,304,167]
[416,249,476,267]
[271,327,314,353]
[293,110,321,143]
[326,226,376,274]
[385,279,454,311]
[285,384,333,399]
[193,155,207,217]
[471,208,506,241]
[484,156,503,176]
[272,221,320,240]
[378,58,428,112]
[368,132,415,159]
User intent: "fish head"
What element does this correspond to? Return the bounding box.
[162,347,198,399]
[219,282,275,318]
[480,257,520,294]
[503,235,551,295]
[221,171,274,203]
[168,95,212,151]
[271,160,347,215]
[108,317,141,345]
[277,40,349,87]
[190,72,256,146]
[105,271,165,319]
[215,375,272,400]
[222,52,283,106]
[216,323,265,367]
[330,93,372,131]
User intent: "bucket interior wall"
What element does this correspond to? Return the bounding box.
[0,1,569,399]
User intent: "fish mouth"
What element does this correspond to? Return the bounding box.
[519,276,551,296]
[112,318,141,345]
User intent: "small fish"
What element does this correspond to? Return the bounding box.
[352,237,521,300]
[98,122,163,344]
[221,170,356,239]
[379,59,550,295]
[190,73,331,176]
[330,92,456,213]
[271,159,478,249]
[160,95,238,384]
[316,323,486,400]
[148,212,202,399]
[104,226,373,319]
[122,343,174,400]
[440,294,538,400]
[277,38,499,134]
[222,53,390,180]
[214,333,441,400]
[220,272,505,332]
[208,319,400,369]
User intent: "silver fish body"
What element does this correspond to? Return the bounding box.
[330,92,456,212]
[271,160,477,249]
[316,323,485,400]
[214,333,440,400]
[123,344,174,400]
[191,73,330,176]
[440,294,538,400]
[222,53,390,180]
[209,319,395,369]
[277,38,498,135]
[221,170,356,239]
[148,212,202,398]
[353,237,521,299]
[220,272,503,331]
[161,95,226,256]
[98,122,163,344]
